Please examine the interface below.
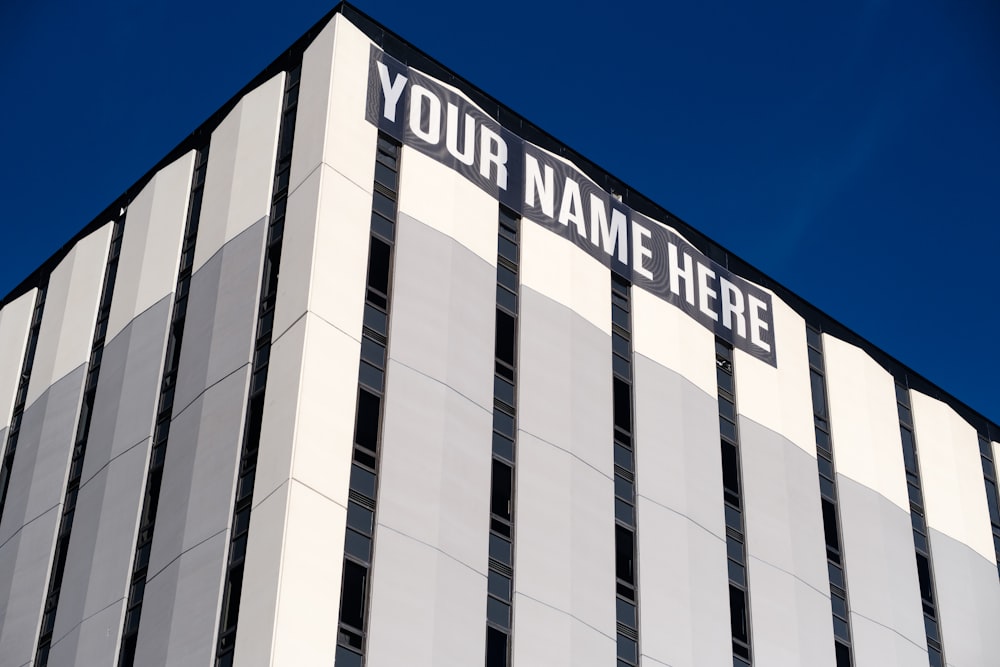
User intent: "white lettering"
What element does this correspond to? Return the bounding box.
[667,242,695,306]
[377,62,408,123]
[697,263,718,321]
[589,194,628,263]
[445,103,475,165]
[479,126,508,190]
[558,179,587,236]
[748,294,772,354]
[631,221,653,280]
[409,85,441,145]
[525,155,555,218]
[719,277,746,338]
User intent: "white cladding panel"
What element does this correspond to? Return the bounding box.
[734,294,814,455]
[519,220,610,335]
[27,223,112,406]
[0,290,36,430]
[107,151,193,340]
[194,73,284,271]
[397,147,498,264]
[631,287,716,397]
[910,391,994,561]
[822,334,909,511]
[291,14,377,192]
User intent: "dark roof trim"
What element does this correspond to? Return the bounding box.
[5,2,996,434]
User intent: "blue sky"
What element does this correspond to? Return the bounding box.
[1,1,997,421]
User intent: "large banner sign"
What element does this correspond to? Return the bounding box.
[366,46,777,366]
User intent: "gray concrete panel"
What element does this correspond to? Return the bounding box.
[837,474,928,666]
[174,218,265,414]
[0,508,60,666]
[632,354,730,667]
[131,541,180,667]
[0,365,85,545]
[739,417,835,667]
[928,528,1000,667]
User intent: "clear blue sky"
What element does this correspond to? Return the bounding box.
[1,1,997,422]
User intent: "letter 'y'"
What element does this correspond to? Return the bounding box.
[377,62,408,123]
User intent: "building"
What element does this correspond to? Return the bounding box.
[1,3,998,666]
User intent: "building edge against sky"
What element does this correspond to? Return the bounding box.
[0,3,997,667]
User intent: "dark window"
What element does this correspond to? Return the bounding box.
[615,525,635,585]
[340,561,368,630]
[485,627,508,667]
[613,378,631,432]
[729,585,749,645]
[491,460,513,521]
[367,237,391,295]
[495,310,516,367]
[355,391,380,451]
[822,499,841,554]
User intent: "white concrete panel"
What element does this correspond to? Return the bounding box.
[274,163,372,341]
[734,296,814,455]
[910,390,994,562]
[822,334,909,511]
[235,480,347,667]
[195,73,285,271]
[631,287,716,398]
[291,14,379,192]
[107,151,193,340]
[254,313,358,516]
[27,223,113,406]
[520,219,610,335]
[0,290,35,430]
[397,147,499,264]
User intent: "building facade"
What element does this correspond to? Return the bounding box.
[0,5,998,666]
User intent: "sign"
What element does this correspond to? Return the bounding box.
[366,46,777,366]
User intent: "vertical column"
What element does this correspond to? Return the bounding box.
[822,336,926,665]
[0,223,112,667]
[34,214,125,665]
[484,209,521,666]
[47,149,194,667]
[610,275,640,667]
[806,326,856,666]
[214,66,300,667]
[512,218,615,666]
[334,134,402,667]
[909,391,1000,666]
[894,384,945,666]
[715,341,754,666]
[229,14,379,666]
[132,72,285,667]
[112,147,207,667]
[631,285,730,667]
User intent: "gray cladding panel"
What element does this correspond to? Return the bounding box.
[738,417,835,667]
[51,440,149,663]
[174,218,265,413]
[836,474,927,664]
[633,353,724,538]
[48,599,125,667]
[518,287,611,475]
[928,528,1000,667]
[0,365,86,545]
[632,354,730,666]
[134,534,228,667]
[82,294,171,482]
[0,509,60,666]
[389,213,495,410]
[147,365,248,578]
